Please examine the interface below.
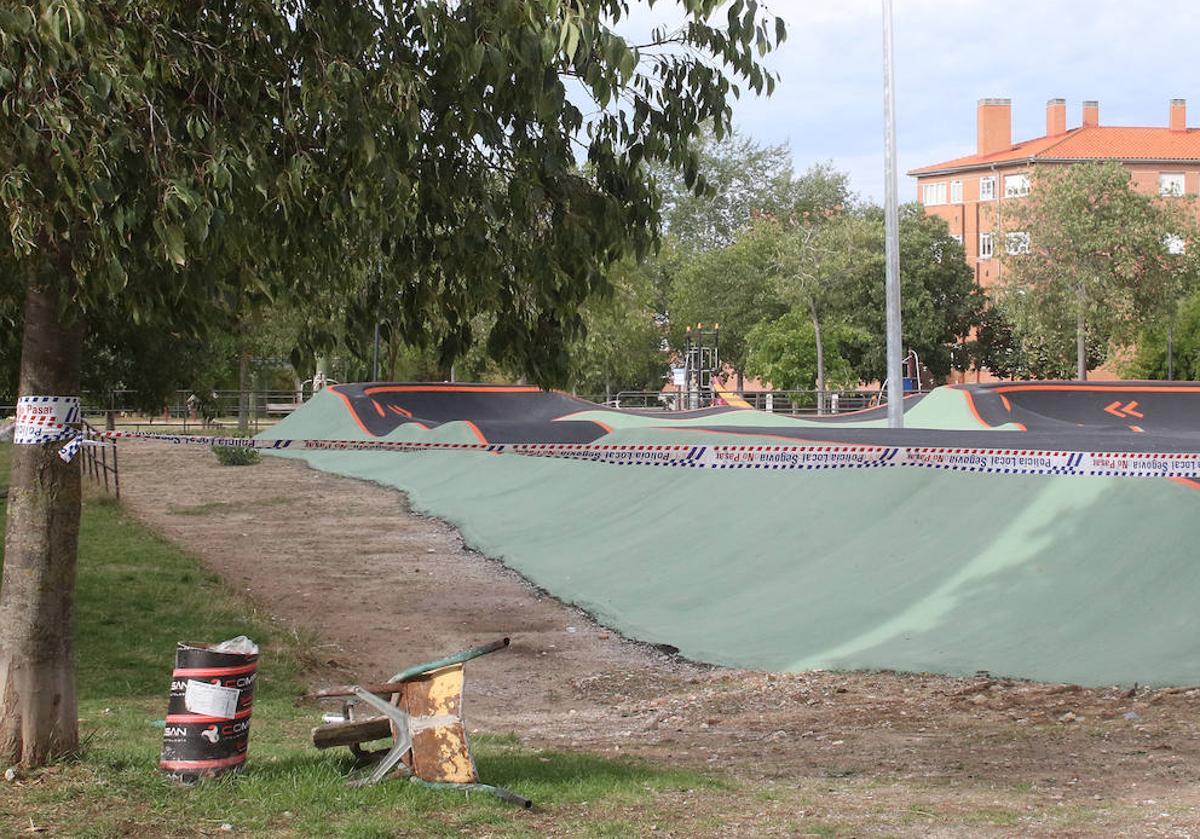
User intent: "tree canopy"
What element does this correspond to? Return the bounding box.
[1125,287,1200,380]
[0,0,786,767]
[745,313,862,392]
[1,0,787,386]
[667,220,785,376]
[995,162,1199,379]
[654,134,849,252]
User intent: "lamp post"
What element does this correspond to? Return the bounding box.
[881,0,904,427]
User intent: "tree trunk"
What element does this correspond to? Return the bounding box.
[1168,320,1175,381]
[237,350,250,434]
[1076,290,1087,382]
[0,282,84,766]
[386,334,401,382]
[371,321,380,381]
[809,299,826,415]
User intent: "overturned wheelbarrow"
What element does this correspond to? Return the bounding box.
[310,637,530,807]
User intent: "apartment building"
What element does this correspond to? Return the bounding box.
[909,98,1200,288]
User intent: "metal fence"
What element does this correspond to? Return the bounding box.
[2,385,928,426]
[2,389,308,433]
[597,388,913,414]
[80,420,119,499]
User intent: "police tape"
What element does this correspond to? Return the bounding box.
[61,427,1200,480]
[7,396,95,461]
[12,396,80,444]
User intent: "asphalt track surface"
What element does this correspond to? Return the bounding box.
[327,381,1200,451]
[961,381,1200,434]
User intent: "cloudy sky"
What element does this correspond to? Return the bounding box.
[622,0,1200,203]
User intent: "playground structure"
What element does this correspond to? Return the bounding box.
[679,323,720,409]
[261,380,1200,688]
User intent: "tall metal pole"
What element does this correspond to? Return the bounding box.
[881,0,904,428]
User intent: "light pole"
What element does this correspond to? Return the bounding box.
[881,0,904,428]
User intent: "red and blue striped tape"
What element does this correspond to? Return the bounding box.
[73,428,1200,480]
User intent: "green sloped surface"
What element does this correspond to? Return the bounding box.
[262,388,1199,686]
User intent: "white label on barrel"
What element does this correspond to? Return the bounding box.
[184,680,240,719]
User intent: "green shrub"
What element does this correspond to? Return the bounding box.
[213,445,261,466]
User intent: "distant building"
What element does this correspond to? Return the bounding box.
[909,97,1200,288]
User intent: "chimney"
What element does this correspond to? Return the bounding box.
[1170,98,1187,132]
[1082,100,1099,127]
[977,98,1012,156]
[1046,98,1067,136]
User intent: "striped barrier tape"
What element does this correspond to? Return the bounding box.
[61,427,1200,480]
[11,396,92,461]
[13,396,80,444]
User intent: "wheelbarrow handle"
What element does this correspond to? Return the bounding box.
[306,638,511,699]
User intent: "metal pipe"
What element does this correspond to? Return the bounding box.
[409,778,532,809]
[881,0,904,428]
[311,638,512,700]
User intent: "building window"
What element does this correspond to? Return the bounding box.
[951,234,964,245]
[1160,173,1186,196]
[979,232,994,260]
[1005,232,1030,255]
[1164,233,1186,255]
[923,182,947,205]
[979,176,996,201]
[1004,173,1030,198]
[950,180,963,203]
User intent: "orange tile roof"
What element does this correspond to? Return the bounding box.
[909,126,1200,176]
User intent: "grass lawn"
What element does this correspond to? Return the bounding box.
[0,444,734,837]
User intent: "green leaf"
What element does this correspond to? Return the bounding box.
[161,224,187,266]
[618,47,636,81]
[92,179,116,203]
[563,21,580,62]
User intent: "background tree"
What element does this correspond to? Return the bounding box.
[744,313,864,395]
[770,213,875,412]
[654,137,852,254]
[1125,198,1200,379]
[667,222,785,384]
[0,0,783,766]
[1125,287,1200,380]
[569,259,667,400]
[826,205,978,385]
[664,162,851,387]
[996,162,1184,380]
[965,299,1025,380]
[655,131,798,253]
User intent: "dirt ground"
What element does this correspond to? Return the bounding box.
[115,443,1200,836]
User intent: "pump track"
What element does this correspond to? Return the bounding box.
[261,381,1200,687]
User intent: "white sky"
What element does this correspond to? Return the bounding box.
[620,0,1200,202]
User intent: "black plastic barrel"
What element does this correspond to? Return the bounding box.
[160,641,258,783]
